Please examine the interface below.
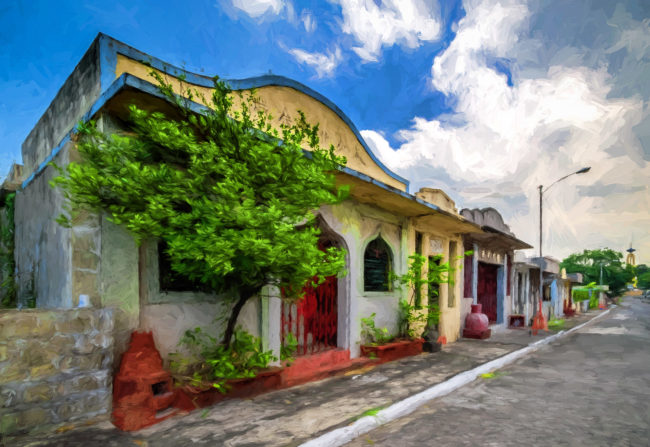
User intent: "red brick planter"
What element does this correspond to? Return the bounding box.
[174,367,284,411]
[360,338,424,363]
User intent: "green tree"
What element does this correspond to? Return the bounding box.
[561,249,635,297]
[636,264,650,290]
[52,72,348,347]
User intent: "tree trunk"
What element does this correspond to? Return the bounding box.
[222,286,257,347]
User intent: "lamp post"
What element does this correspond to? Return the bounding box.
[533,166,591,333]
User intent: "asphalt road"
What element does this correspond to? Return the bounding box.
[345,297,650,447]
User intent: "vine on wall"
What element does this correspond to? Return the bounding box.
[0,192,16,308]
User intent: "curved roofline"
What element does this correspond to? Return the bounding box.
[96,33,409,191]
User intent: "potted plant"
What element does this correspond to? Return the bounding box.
[359,312,424,362]
[169,327,283,411]
[394,253,448,352]
[359,252,458,362]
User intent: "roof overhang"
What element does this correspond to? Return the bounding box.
[335,169,482,234]
[464,225,533,251]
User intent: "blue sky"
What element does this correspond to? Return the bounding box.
[1,0,649,264]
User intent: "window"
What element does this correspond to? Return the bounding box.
[414,232,423,307]
[428,255,442,304]
[364,237,393,292]
[464,250,473,298]
[158,241,211,293]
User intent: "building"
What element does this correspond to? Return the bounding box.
[511,252,540,326]
[12,34,483,371]
[460,208,533,333]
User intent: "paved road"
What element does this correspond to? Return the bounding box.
[345,297,650,447]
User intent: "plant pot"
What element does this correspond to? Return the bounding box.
[463,304,491,339]
[360,338,424,363]
[422,326,442,352]
[174,366,283,412]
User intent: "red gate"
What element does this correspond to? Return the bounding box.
[281,239,338,356]
[478,262,498,323]
[282,274,338,356]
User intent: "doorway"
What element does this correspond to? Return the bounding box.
[477,262,498,323]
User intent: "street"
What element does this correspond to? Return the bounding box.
[345,297,650,447]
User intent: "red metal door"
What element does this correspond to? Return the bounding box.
[281,240,338,356]
[478,262,498,323]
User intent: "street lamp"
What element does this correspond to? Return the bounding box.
[533,166,591,333]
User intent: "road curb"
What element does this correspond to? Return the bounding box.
[300,309,612,447]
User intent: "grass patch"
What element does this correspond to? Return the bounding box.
[547,318,565,330]
[480,371,508,380]
[350,406,386,423]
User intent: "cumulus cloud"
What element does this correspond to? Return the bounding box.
[364,0,650,262]
[288,47,343,78]
[335,0,443,62]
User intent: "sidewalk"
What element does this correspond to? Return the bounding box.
[9,309,608,447]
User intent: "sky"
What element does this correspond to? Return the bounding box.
[1,0,649,264]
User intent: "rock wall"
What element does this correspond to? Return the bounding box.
[0,308,114,437]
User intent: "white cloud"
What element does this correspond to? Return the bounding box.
[301,10,316,33]
[229,0,285,18]
[364,0,650,263]
[288,47,343,78]
[335,0,442,62]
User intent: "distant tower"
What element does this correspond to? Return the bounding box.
[627,246,637,289]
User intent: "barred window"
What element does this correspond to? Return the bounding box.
[364,237,392,292]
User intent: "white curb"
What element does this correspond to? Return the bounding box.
[300,309,612,447]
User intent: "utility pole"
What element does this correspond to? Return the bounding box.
[600,263,603,285]
[533,167,591,334]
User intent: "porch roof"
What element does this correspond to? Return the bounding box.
[464,225,533,251]
[335,169,482,234]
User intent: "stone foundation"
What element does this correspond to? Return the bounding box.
[0,308,114,437]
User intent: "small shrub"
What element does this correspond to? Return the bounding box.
[169,326,276,393]
[280,332,298,365]
[360,313,393,346]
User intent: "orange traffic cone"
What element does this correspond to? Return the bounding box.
[531,300,548,335]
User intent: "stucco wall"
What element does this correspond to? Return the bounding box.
[22,39,101,174]
[320,200,408,358]
[14,146,72,309]
[98,230,261,362]
[407,223,464,343]
[99,216,139,367]
[113,55,407,192]
[140,298,261,362]
[437,237,463,343]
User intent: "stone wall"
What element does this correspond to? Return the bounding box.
[0,308,114,437]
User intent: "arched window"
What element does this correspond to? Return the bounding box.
[364,237,393,291]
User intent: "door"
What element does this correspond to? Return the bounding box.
[281,240,338,356]
[477,262,498,323]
